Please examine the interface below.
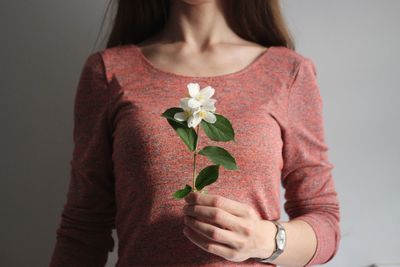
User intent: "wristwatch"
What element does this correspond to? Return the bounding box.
[254,220,286,263]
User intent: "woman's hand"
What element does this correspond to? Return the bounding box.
[182,191,276,262]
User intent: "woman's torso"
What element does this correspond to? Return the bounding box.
[100,43,304,266]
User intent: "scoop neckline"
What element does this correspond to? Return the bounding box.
[129,43,274,79]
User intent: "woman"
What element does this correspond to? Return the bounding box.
[50,0,341,266]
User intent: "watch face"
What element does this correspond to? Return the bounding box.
[276,229,286,249]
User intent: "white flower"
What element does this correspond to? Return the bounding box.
[174,97,200,123]
[173,83,218,128]
[189,104,217,128]
[186,83,217,109]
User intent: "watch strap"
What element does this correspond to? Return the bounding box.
[254,220,286,263]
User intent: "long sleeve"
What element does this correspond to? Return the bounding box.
[280,58,341,266]
[49,52,116,266]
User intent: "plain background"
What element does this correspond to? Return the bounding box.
[1,0,399,266]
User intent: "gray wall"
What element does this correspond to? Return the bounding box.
[280,1,400,266]
[0,0,399,266]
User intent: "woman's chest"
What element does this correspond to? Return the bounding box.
[110,79,286,197]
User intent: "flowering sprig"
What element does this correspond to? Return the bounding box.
[161,82,238,200]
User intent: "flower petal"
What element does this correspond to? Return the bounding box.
[191,106,201,114]
[208,98,217,105]
[188,98,202,108]
[202,101,216,112]
[203,111,216,123]
[174,112,187,121]
[187,113,202,128]
[198,85,215,99]
[180,97,191,110]
[187,83,200,98]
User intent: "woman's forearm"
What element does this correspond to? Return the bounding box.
[254,219,317,267]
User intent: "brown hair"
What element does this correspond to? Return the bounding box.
[96,0,295,50]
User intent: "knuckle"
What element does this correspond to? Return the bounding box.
[192,192,200,202]
[213,196,224,208]
[191,205,197,214]
[212,210,223,221]
[241,224,252,237]
[210,228,220,240]
[192,219,199,228]
[245,207,255,217]
[211,210,218,220]
[235,239,245,250]
[205,242,215,252]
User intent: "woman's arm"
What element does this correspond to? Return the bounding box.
[255,219,317,267]
[263,58,341,267]
[49,52,117,267]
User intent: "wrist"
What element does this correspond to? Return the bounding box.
[252,219,277,259]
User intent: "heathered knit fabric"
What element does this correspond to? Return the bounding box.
[49,44,341,267]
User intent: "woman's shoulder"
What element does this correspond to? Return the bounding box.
[83,44,139,84]
[267,45,317,77]
[270,45,314,63]
[98,43,137,60]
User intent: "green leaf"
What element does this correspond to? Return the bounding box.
[198,146,237,170]
[161,107,197,151]
[161,107,184,124]
[173,184,192,199]
[195,164,220,191]
[167,119,197,151]
[201,113,235,142]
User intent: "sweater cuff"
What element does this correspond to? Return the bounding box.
[292,213,339,266]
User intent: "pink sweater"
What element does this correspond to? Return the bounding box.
[49,44,341,266]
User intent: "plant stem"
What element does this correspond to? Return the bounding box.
[192,124,200,192]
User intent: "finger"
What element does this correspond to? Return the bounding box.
[184,204,249,234]
[183,224,237,260]
[184,215,244,249]
[185,192,251,218]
